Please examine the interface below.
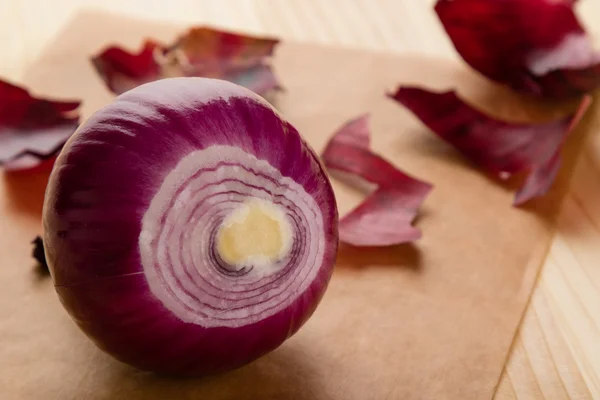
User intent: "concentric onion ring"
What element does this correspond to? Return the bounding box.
[42,77,338,375]
[140,145,326,327]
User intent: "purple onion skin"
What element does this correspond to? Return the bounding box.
[42,78,338,375]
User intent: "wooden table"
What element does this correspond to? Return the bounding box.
[3,0,600,398]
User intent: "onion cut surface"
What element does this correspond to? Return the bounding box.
[322,115,432,246]
[0,79,80,171]
[92,28,280,96]
[436,0,600,98]
[42,78,338,375]
[392,86,591,205]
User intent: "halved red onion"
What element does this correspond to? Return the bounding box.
[92,28,280,96]
[435,0,600,98]
[42,78,338,375]
[0,80,80,171]
[391,86,591,205]
[322,115,432,246]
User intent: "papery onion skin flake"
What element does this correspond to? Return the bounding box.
[92,27,280,96]
[392,86,591,205]
[42,77,338,375]
[435,0,600,98]
[322,115,432,246]
[0,80,80,171]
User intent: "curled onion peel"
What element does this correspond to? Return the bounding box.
[435,0,600,98]
[92,28,280,96]
[322,115,432,246]
[0,80,80,171]
[392,87,591,205]
[42,78,338,375]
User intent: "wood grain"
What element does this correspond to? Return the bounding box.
[3,0,600,398]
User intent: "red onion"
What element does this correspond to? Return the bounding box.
[42,78,338,375]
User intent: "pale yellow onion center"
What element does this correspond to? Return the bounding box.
[216,198,293,269]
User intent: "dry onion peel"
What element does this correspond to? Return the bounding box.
[321,115,432,246]
[92,28,280,96]
[0,79,80,171]
[391,86,592,205]
[436,0,600,98]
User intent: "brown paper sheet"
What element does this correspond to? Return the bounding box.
[1,11,596,400]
